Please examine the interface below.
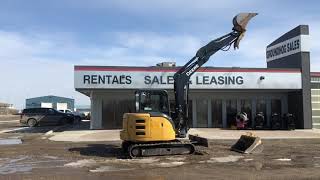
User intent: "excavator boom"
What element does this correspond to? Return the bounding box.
[174,13,257,138]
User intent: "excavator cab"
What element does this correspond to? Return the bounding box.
[135,90,170,116]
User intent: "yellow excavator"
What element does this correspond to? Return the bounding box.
[120,13,258,158]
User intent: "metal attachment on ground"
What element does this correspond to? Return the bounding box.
[232,12,258,49]
[231,133,263,154]
[189,134,209,147]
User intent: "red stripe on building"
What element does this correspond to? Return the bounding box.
[311,72,320,77]
[74,66,301,73]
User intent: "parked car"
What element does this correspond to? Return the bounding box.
[85,112,91,120]
[58,109,84,122]
[20,108,74,127]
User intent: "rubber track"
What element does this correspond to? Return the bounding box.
[128,141,195,158]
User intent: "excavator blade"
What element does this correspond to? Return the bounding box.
[232,13,258,49]
[231,133,263,154]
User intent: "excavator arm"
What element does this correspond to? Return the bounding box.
[174,13,257,138]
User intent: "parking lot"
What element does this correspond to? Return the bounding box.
[0,116,320,179]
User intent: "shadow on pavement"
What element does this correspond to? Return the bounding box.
[69,144,125,158]
[5,126,60,134]
[5,120,91,134]
[63,120,90,131]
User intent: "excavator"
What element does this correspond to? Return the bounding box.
[120,13,258,158]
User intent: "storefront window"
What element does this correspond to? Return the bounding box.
[102,100,115,129]
[240,99,252,127]
[256,99,267,126]
[312,102,320,109]
[187,100,193,128]
[211,99,222,128]
[312,88,320,128]
[271,99,282,115]
[226,100,237,127]
[196,99,208,128]
[102,99,135,129]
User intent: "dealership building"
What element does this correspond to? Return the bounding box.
[75,25,320,130]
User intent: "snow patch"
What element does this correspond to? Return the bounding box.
[104,158,159,164]
[64,159,96,168]
[43,156,59,160]
[0,139,22,145]
[0,155,66,175]
[314,163,320,168]
[44,130,54,136]
[244,158,254,162]
[157,161,186,167]
[274,158,291,161]
[208,155,244,163]
[90,166,133,173]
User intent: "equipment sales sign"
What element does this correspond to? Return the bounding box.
[266,35,310,62]
[74,69,302,89]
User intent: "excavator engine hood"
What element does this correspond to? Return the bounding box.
[232,13,258,49]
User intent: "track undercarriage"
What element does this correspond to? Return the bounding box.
[122,140,195,158]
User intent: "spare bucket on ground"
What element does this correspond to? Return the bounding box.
[189,134,209,147]
[231,133,263,154]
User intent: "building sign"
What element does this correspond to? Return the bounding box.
[266,35,310,62]
[74,68,302,90]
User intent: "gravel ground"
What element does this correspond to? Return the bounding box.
[1,120,320,180]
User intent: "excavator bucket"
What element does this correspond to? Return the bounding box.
[189,134,209,147]
[233,13,258,32]
[231,133,263,154]
[232,13,258,49]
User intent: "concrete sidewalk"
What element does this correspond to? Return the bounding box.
[48,130,121,142]
[48,128,320,142]
[189,128,320,140]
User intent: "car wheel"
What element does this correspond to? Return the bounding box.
[27,118,37,127]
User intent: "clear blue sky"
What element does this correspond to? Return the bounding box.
[0,0,319,109]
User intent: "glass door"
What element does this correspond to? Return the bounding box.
[240,99,252,127]
[196,99,208,128]
[226,100,237,127]
[211,99,222,128]
[256,99,267,127]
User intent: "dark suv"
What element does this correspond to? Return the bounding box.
[20,108,74,127]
